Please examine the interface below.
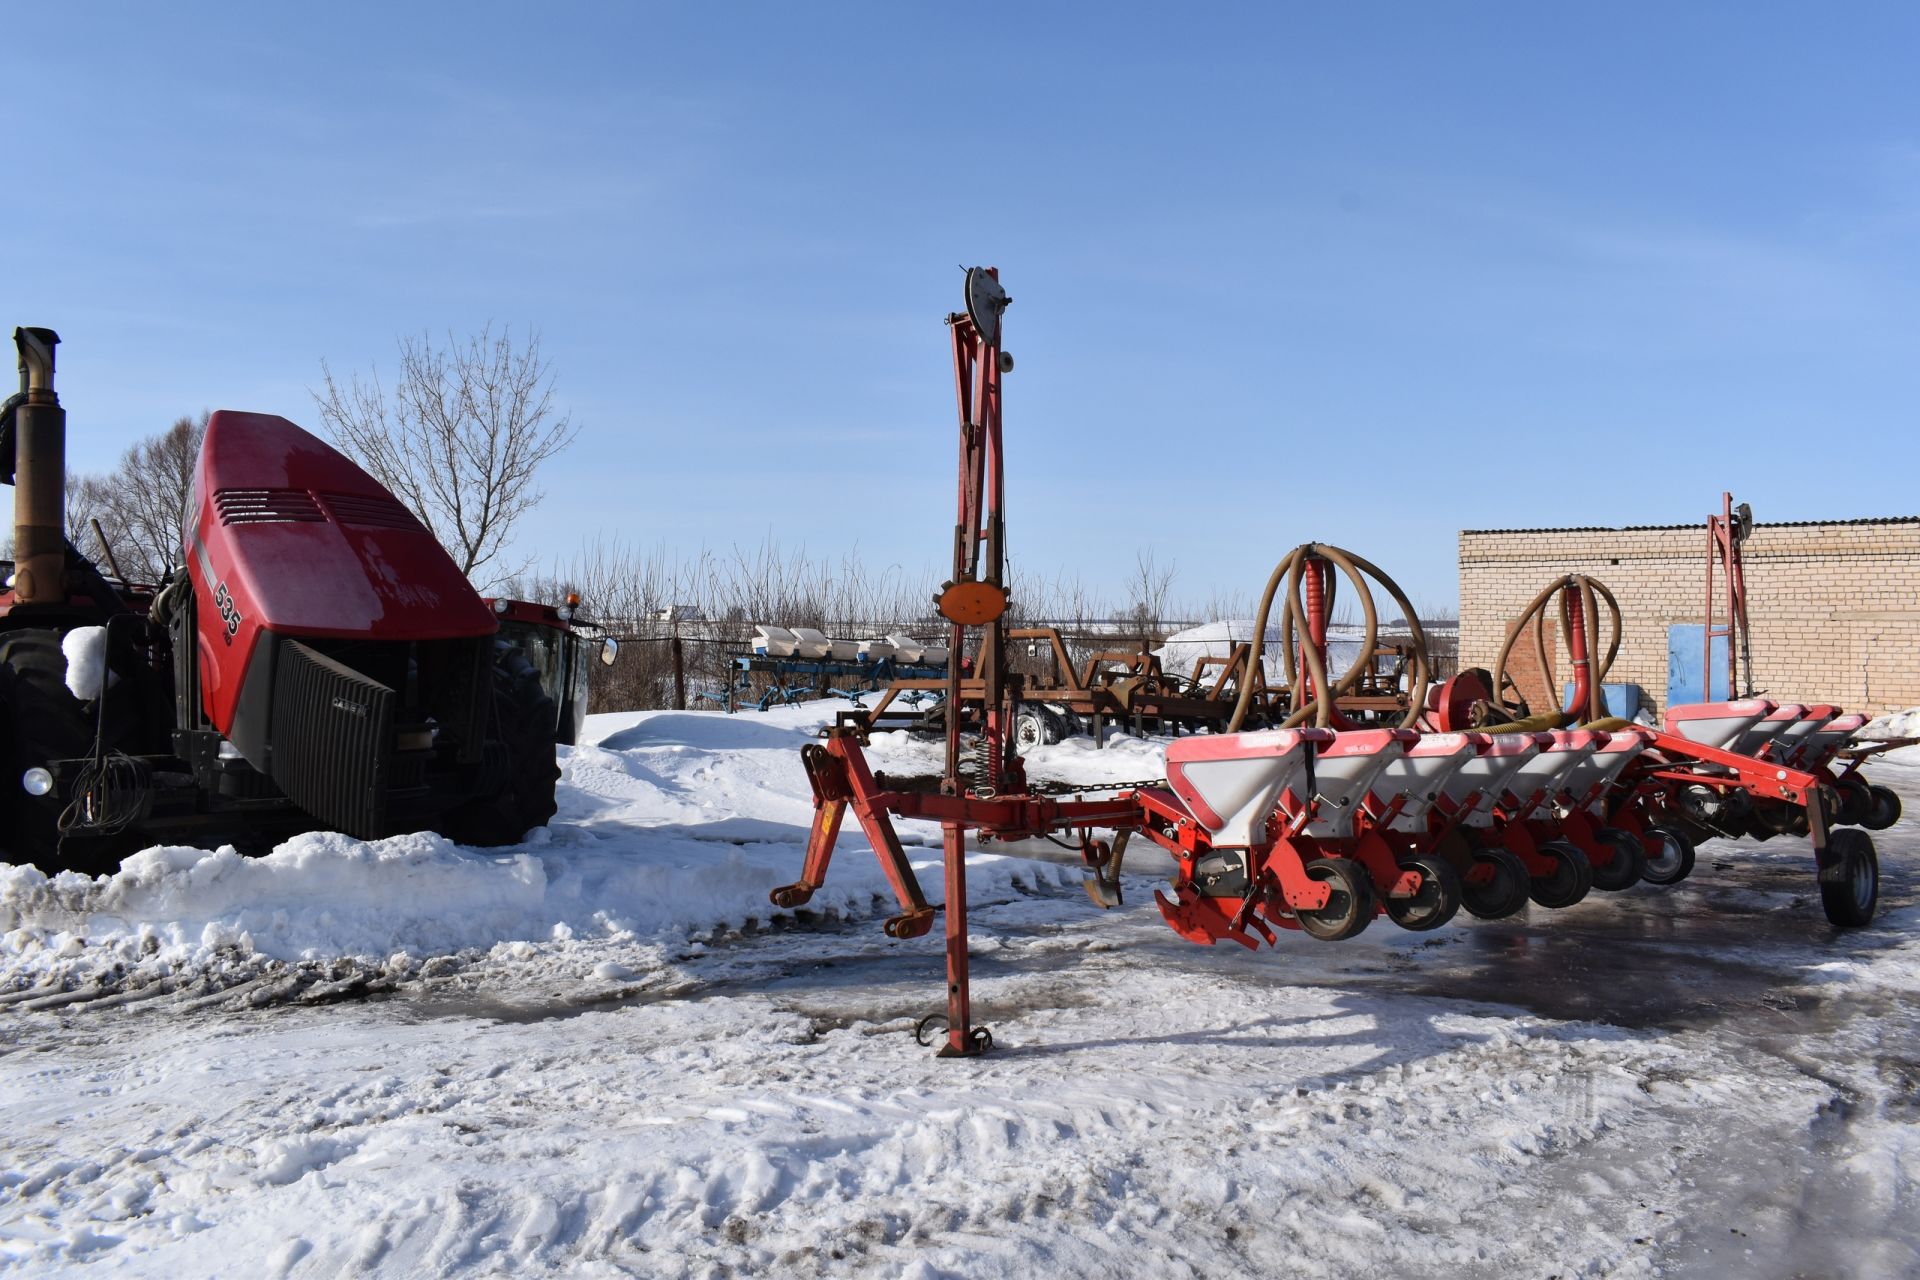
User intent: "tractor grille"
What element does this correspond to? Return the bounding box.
[214,488,326,525]
[269,639,394,839]
[319,491,423,531]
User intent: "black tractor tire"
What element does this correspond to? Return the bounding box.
[1639,824,1697,886]
[1818,828,1879,928]
[0,627,133,874]
[1589,827,1646,892]
[1528,840,1594,910]
[435,644,560,847]
[1863,785,1902,832]
[1294,857,1375,942]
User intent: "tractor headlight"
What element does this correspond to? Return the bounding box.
[21,767,53,797]
[493,598,510,615]
[557,605,575,622]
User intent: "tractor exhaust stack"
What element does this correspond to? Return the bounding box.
[10,326,66,605]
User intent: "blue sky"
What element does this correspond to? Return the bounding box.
[9,4,1919,609]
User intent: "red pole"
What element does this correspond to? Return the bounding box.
[1705,502,1717,702]
[1563,582,1590,719]
[939,823,976,1056]
[1722,491,1738,699]
[1302,556,1329,705]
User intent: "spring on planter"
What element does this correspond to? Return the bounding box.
[958,734,1000,798]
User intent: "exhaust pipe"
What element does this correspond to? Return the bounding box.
[11,327,65,605]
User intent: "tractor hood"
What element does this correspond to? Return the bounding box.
[187,411,497,643]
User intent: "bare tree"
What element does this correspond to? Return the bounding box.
[64,412,207,583]
[64,473,110,554]
[312,325,579,587]
[114,413,204,580]
[1126,548,1177,648]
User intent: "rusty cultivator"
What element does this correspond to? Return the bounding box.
[770,269,1907,1058]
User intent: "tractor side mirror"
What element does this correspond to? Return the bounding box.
[600,636,619,666]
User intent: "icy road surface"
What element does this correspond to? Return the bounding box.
[1,705,1916,1278]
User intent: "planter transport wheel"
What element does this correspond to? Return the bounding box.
[1818,828,1879,928]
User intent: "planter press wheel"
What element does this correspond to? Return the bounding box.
[1638,824,1696,886]
[1462,845,1531,919]
[1832,775,1873,828]
[1750,800,1799,837]
[1818,828,1879,928]
[1383,855,1462,932]
[1863,785,1902,832]
[1589,826,1646,892]
[1294,858,1376,941]
[1527,840,1594,909]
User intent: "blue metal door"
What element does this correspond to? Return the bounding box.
[1667,624,1729,706]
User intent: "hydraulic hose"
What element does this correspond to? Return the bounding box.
[1489,575,1621,724]
[1226,543,1431,732]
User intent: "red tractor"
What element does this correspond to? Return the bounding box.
[0,326,559,874]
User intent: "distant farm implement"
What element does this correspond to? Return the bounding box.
[843,624,1430,746]
[769,269,1910,1058]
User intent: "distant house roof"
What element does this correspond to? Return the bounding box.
[1461,516,1920,535]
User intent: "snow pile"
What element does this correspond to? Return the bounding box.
[1862,705,1920,740]
[1019,728,1166,785]
[1156,618,1366,685]
[60,625,110,701]
[0,704,1080,992]
[1860,705,1920,766]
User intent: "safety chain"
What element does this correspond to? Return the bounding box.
[1025,775,1166,797]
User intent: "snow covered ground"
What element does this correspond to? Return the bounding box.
[1,704,1917,1277]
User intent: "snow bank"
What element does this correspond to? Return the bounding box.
[0,703,1081,990]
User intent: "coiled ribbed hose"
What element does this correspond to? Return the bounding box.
[1489,575,1621,724]
[1226,543,1431,732]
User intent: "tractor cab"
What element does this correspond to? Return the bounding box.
[483,595,614,746]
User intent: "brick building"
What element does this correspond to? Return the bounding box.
[1458,518,1920,718]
